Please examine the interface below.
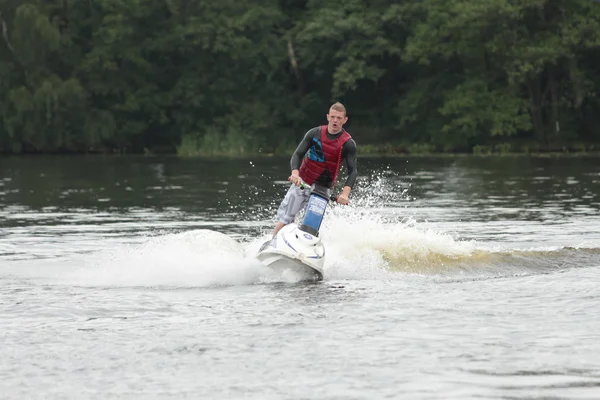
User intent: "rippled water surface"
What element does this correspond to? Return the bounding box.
[1,155,600,399]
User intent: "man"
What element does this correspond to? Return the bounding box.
[272,102,358,237]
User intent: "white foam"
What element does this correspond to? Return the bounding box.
[65,230,268,287]
[59,229,342,287]
[316,205,478,277]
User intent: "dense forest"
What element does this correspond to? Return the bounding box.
[1,0,600,155]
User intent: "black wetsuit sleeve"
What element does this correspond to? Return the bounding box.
[342,139,358,188]
[290,128,319,170]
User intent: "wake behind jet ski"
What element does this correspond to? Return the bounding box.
[256,181,338,281]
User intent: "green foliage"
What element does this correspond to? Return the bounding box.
[4,77,88,152]
[438,79,531,145]
[1,0,600,154]
[177,127,261,157]
[12,2,61,67]
[473,143,513,156]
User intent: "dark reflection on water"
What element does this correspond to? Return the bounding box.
[1,155,600,217]
[264,281,370,307]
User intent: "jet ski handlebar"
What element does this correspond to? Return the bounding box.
[298,179,339,203]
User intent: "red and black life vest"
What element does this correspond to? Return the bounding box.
[299,125,351,187]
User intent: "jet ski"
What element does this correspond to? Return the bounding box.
[256,182,337,281]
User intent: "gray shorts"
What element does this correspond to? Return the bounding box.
[276,184,333,224]
[276,184,311,224]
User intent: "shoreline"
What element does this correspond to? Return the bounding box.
[2,150,600,158]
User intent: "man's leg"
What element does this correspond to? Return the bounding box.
[272,221,287,237]
[272,184,309,237]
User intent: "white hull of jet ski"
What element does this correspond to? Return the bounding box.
[256,223,324,281]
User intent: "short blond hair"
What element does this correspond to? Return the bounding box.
[329,102,347,116]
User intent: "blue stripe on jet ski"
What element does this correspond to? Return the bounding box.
[283,236,296,252]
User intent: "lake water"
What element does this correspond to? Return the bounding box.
[1,155,599,399]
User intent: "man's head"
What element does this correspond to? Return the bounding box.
[326,102,348,134]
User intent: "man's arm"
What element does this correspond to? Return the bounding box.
[290,128,318,170]
[289,128,319,181]
[338,139,357,204]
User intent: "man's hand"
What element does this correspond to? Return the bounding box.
[288,170,301,186]
[336,186,352,205]
[336,195,349,205]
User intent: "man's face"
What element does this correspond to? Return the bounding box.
[327,109,348,133]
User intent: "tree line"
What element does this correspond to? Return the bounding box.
[1,0,600,155]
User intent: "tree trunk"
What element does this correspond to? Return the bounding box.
[528,77,546,146]
[62,0,69,32]
[287,38,303,96]
[0,11,16,55]
[549,71,559,138]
